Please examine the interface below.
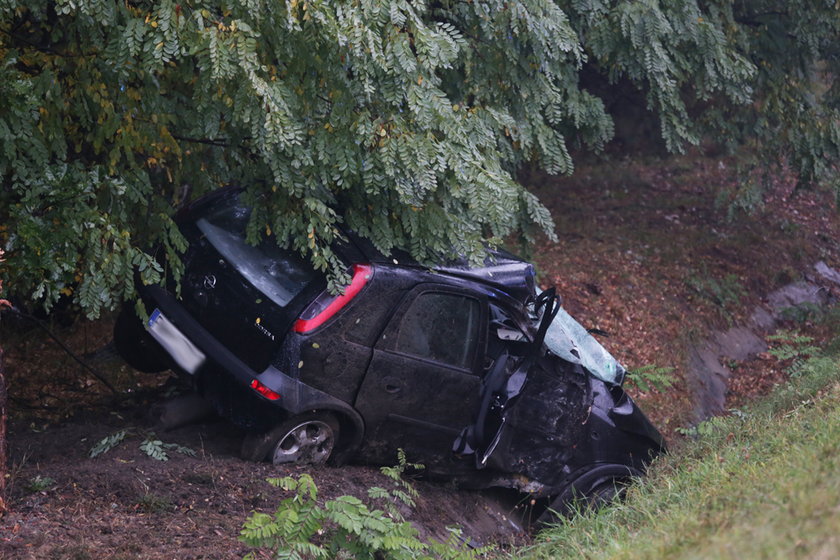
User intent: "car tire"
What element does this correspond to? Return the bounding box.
[113,307,169,373]
[583,479,625,510]
[536,476,628,526]
[241,412,340,465]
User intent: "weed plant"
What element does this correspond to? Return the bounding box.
[88,428,195,461]
[624,364,676,393]
[136,493,174,514]
[684,271,747,324]
[25,475,55,493]
[240,451,490,560]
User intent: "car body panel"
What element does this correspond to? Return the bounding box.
[355,284,487,469]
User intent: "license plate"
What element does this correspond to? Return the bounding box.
[147,309,206,374]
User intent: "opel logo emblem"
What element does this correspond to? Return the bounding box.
[203,274,217,289]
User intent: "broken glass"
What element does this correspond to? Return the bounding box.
[542,305,626,385]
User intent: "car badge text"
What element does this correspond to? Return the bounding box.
[254,319,276,341]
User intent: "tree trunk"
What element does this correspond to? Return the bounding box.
[0,346,7,515]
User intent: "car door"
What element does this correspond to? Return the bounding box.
[354,285,487,467]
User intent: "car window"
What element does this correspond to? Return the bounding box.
[393,292,480,370]
[196,199,318,308]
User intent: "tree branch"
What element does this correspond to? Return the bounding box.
[171,135,232,147]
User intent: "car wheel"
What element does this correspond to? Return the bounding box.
[113,307,169,373]
[241,412,340,465]
[536,476,628,526]
[584,479,625,509]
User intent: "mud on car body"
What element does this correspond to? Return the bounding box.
[115,187,665,513]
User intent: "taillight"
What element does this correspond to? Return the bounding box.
[293,264,372,333]
[250,379,281,400]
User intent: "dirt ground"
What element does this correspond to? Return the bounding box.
[1,403,529,559]
[1,150,838,559]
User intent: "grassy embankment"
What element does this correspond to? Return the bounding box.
[524,314,840,560]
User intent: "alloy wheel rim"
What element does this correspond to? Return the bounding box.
[272,420,335,464]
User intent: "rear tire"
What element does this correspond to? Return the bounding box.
[113,307,169,373]
[240,412,340,465]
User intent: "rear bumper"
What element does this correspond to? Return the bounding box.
[137,285,361,433]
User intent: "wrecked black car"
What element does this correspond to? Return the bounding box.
[115,187,665,513]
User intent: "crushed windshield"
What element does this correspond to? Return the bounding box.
[542,305,626,385]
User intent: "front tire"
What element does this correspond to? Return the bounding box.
[536,472,632,526]
[241,412,340,465]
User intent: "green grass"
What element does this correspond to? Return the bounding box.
[524,327,840,560]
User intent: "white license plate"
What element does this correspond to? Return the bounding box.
[147,309,206,374]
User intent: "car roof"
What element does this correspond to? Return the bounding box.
[342,232,536,304]
[432,251,536,305]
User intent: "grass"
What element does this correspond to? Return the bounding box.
[136,492,174,514]
[524,317,840,560]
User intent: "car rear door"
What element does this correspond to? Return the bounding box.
[354,285,487,467]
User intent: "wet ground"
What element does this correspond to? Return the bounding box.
[2,397,532,559]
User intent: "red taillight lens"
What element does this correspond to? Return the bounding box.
[293,264,371,333]
[250,379,281,400]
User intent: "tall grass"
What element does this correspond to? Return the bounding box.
[525,319,840,560]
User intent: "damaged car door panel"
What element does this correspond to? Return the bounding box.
[115,187,665,513]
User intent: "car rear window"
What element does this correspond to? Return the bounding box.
[195,198,318,308]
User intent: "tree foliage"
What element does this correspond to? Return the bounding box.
[0,0,837,316]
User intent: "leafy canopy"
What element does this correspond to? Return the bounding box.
[1,0,837,316]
